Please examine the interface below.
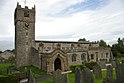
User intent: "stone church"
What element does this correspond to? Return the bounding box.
[14,3,112,73]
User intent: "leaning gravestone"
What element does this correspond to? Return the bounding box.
[82,67,94,83]
[106,65,113,79]
[93,64,102,79]
[75,67,82,83]
[115,64,124,83]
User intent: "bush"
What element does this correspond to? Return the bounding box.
[0,74,17,83]
[70,64,85,72]
[85,62,97,69]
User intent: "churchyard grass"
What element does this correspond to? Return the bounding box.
[0,63,12,75]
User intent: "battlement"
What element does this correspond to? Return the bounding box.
[16,2,35,11]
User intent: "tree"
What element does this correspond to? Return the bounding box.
[78,38,86,41]
[98,40,107,47]
[111,38,124,57]
[7,56,15,65]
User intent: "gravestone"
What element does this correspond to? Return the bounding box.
[82,67,94,83]
[28,70,35,83]
[53,69,67,83]
[93,64,102,79]
[115,64,124,83]
[99,61,106,69]
[106,65,113,79]
[62,74,68,83]
[75,67,82,83]
[111,61,116,68]
[115,60,120,66]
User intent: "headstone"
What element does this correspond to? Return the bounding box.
[82,67,94,83]
[93,64,102,79]
[106,65,113,79]
[53,69,68,83]
[115,64,124,83]
[111,61,116,68]
[115,60,120,66]
[62,74,68,83]
[75,67,82,83]
[53,69,62,83]
[28,70,35,83]
[99,61,106,69]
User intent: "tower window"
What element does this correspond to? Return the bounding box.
[24,11,29,17]
[26,32,28,35]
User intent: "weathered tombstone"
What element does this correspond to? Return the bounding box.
[93,64,102,79]
[62,74,68,83]
[28,70,35,83]
[115,64,124,83]
[106,65,113,79]
[53,69,68,83]
[99,61,106,69]
[75,67,82,83]
[82,67,94,83]
[53,69,62,83]
[115,60,120,66]
[111,61,116,68]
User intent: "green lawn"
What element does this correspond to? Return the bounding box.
[38,70,116,83]
[117,57,124,61]
[0,63,12,75]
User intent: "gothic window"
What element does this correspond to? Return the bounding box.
[24,10,29,17]
[72,54,77,62]
[91,54,94,59]
[26,42,28,45]
[81,53,86,60]
[106,53,108,58]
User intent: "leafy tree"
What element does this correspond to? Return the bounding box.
[0,51,2,54]
[7,56,15,65]
[78,38,86,41]
[111,38,124,57]
[98,40,107,47]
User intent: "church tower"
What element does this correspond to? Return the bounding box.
[14,3,35,67]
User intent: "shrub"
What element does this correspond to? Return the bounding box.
[70,64,85,72]
[85,62,97,69]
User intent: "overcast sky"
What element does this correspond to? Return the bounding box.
[0,0,124,51]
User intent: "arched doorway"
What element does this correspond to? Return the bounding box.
[54,58,61,71]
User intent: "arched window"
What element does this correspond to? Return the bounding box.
[72,54,77,62]
[91,54,94,59]
[81,53,86,60]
